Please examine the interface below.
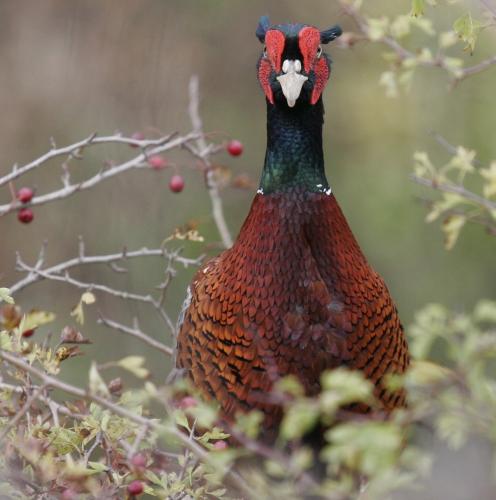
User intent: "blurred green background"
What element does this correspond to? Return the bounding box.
[0,1,495,496]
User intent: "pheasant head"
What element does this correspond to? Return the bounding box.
[256,16,342,108]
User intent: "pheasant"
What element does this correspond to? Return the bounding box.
[175,17,409,437]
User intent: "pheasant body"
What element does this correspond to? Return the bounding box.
[175,18,409,436]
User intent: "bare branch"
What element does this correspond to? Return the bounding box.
[457,55,496,82]
[9,244,202,295]
[481,0,496,19]
[0,132,199,216]
[97,313,173,357]
[411,174,496,212]
[430,131,483,167]
[0,132,178,189]
[15,260,177,335]
[188,75,233,248]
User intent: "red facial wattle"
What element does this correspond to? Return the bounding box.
[258,29,285,104]
[265,30,285,72]
[298,26,320,73]
[298,26,330,105]
[310,57,330,105]
[258,58,274,104]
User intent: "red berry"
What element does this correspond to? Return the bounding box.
[17,187,34,203]
[22,329,35,338]
[227,139,243,157]
[177,396,197,409]
[130,132,145,148]
[127,480,144,496]
[61,489,76,500]
[18,208,34,224]
[148,155,168,170]
[169,175,184,193]
[130,453,147,469]
[213,440,228,450]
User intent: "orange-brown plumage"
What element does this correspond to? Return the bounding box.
[175,17,409,436]
[177,190,409,432]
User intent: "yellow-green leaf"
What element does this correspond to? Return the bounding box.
[22,310,56,332]
[453,13,483,53]
[442,214,466,250]
[89,362,110,396]
[117,356,150,379]
[81,292,96,305]
[411,0,425,16]
[0,288,14,305]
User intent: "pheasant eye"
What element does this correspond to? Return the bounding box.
[263,45,268,58]
[317,45,323,58]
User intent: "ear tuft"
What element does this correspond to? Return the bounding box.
[256,15,271,43]
[320,24,342,44]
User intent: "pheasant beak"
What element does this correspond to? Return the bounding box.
[276,59,308,108]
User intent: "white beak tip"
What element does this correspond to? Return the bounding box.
[276,59,308,108]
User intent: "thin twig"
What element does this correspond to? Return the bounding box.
[481,0,496,19]
[97,314,173,357]
[429,132,482,167]
[9,243,202,295]
[13,259,177,335]
[0,384,46,443]
[188,75,233,248]
[0,382,85,420]
[415,196,496,236]
[411,174,496,212]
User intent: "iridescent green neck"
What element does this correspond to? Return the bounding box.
[258,99,330,195]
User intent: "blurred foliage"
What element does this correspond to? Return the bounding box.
[1,0,496,498]
[1,293,496,498]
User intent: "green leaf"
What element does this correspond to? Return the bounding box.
[280,400,319,440]
[234,410,264,439]
[411,0,426,17]
[117,355,150,379]
[320,368,373,413]
[87,461,109,473]
[323,421,402,475]
[89,362,110,396]
[0,288,14,305]
[481,161,496,198]
[453,13,483,53]
[71,292,96,324]
[367,17,390,41]
[411,0,436,17]
[442,214,466,250]
[474,300,496,323]
[22,309,56,332]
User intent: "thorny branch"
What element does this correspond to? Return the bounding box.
[97,313,173,357]
[0,132,203,216]
[9,240,203,295]
[0,132,178,189]
[9,241,204,340]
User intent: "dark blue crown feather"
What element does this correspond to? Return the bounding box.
[256,16,342,45]
[256,15,271,42]
[320,24,342,43]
